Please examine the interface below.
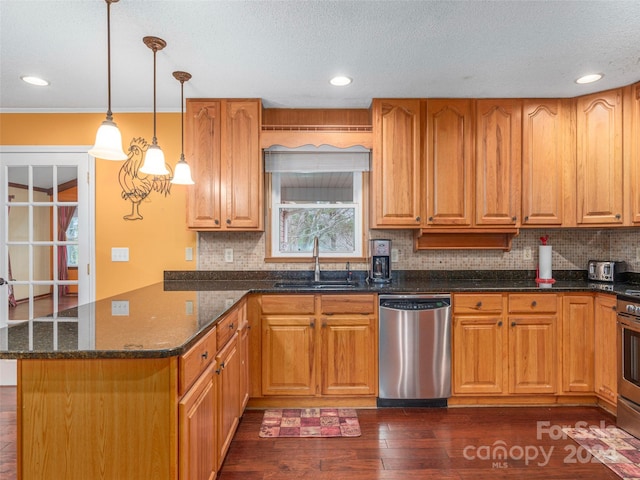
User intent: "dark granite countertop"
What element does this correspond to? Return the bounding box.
[3,270,638,360]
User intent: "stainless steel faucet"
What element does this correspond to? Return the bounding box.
[313,236,320,282]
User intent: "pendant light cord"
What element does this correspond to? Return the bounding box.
[180,79,184,158]
[106,0,113,121]
[152,46,158,145]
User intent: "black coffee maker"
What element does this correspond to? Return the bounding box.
[369,239,392,283]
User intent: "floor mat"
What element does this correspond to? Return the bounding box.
[563,425,640,479]
[258,408,361,438]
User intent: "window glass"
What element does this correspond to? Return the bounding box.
[66,210,79,267]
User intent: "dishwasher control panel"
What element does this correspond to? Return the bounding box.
[380,297,450,310]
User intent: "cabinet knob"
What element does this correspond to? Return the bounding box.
[476,301,482,308]
[497,321,503,327]
[512,216,517,222]
[229,323,234,330]
[214,219,220,225]
[615,214,621,220]
[310,321,315,328]
[524,216,529,222]
[201,351,208,360]
[226,219,231,225]
[415,216,421,222]
[531,301,537,307]
[511,321,516,327]
[428,216,433,222]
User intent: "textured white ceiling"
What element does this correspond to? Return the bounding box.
[1,0,640,112]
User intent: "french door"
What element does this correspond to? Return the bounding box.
[0,147,95,381]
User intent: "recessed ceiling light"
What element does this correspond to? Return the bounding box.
[575,73,603,84]
[330,76,352,87]
[21,75,50,86]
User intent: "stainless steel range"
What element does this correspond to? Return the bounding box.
[617,291,640,438]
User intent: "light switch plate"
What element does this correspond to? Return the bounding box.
[391,248,399,263]
[524,247,532,260]
[111,247,129,262]
[224,248,233,263]
[111,300,129,316]
[185,247,193,261]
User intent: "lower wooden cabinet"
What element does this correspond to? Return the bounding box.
[179,362,217,480]
[259,293,378,399]
[562,295,595,393]
[216,332,241,468]
[594,294,618,405]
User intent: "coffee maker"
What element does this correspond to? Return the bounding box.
[369,239,392,283]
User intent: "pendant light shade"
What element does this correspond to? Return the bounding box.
[140,36,170,176]
[89,0,127,161]
[171,71,194,185]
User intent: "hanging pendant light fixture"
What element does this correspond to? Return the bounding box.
[89,0,127,161]
[139,36,170,176]
[170,71,195,185]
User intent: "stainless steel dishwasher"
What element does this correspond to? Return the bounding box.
[378,294,452,407]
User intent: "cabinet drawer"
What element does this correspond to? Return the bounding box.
[179,326,217,395]
[217,308,239,351]
[261,294,315,315]
[509,294,558,313]
[453,293,504,314]
[321,294,376,315]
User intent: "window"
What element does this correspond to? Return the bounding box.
[265,146,370,259]
[66,209,78,267]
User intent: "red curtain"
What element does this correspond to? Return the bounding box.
[57,206,76,297]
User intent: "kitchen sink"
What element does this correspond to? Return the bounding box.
[274,280,357,289]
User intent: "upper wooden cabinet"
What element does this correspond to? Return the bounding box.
[521,99,573,226]
[625,82,640,224]
[576,89,624,225]
[475,99,522,226]
[185,99,263,231]
[371,99,422,228]
[423,99,474,227]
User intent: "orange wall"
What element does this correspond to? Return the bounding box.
[1,112,197,300]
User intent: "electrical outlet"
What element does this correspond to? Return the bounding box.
[523,247,532,260]
[391,248,399,263]
[185,300,194,315]
[224,248,233,263]
[111,300,129,316]
[185,247,193,261]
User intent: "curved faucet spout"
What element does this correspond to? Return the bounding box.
[313,236,320,282]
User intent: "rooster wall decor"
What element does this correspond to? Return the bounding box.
[118,137,173,220]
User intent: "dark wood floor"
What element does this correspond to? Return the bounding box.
[0,385,621,479]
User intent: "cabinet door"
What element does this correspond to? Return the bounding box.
[371,99,422,228]
[475,99,521,226]
[594,295,618,404]
[626,82,640,224]
[179,362,217,480]
[320,316,377,396]
[186,100,222,229]
[216,333,240,469]
[508,316,557,394]
[261,316,316,395]
[562,295,594,392]
[424,99,473,226]
[521,99,571,226]
[453,315,505,394]
[238,322,250,411]
[222,100,263,229]
[576,89,624,224]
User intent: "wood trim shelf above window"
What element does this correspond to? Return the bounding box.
[414,228,519,252]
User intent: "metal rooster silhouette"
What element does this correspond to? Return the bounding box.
[118,137,173,220]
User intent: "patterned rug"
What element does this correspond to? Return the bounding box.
[563,426,640,479]
[259,408,361,438]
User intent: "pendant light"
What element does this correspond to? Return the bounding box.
[89,0,127,161]
[170,71,195,185]
[139,36,170,176]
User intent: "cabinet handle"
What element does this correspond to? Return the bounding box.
[229,322,234,330]
[498,321,503,327]
[215,368,222,375]
[531,301,537,307]
[476,301,482,308]
[226,219,231,225]
[201,351,208,360]
[220,362,225,369]
[615,214,621,220]
[511,321,516,327]
[428,216,433,222]
[524,216,529,222]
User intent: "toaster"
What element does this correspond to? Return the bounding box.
[588,260,626,282]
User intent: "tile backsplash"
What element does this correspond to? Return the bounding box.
[198,229,639,273]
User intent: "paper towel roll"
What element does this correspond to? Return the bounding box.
[539,245,553,279]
